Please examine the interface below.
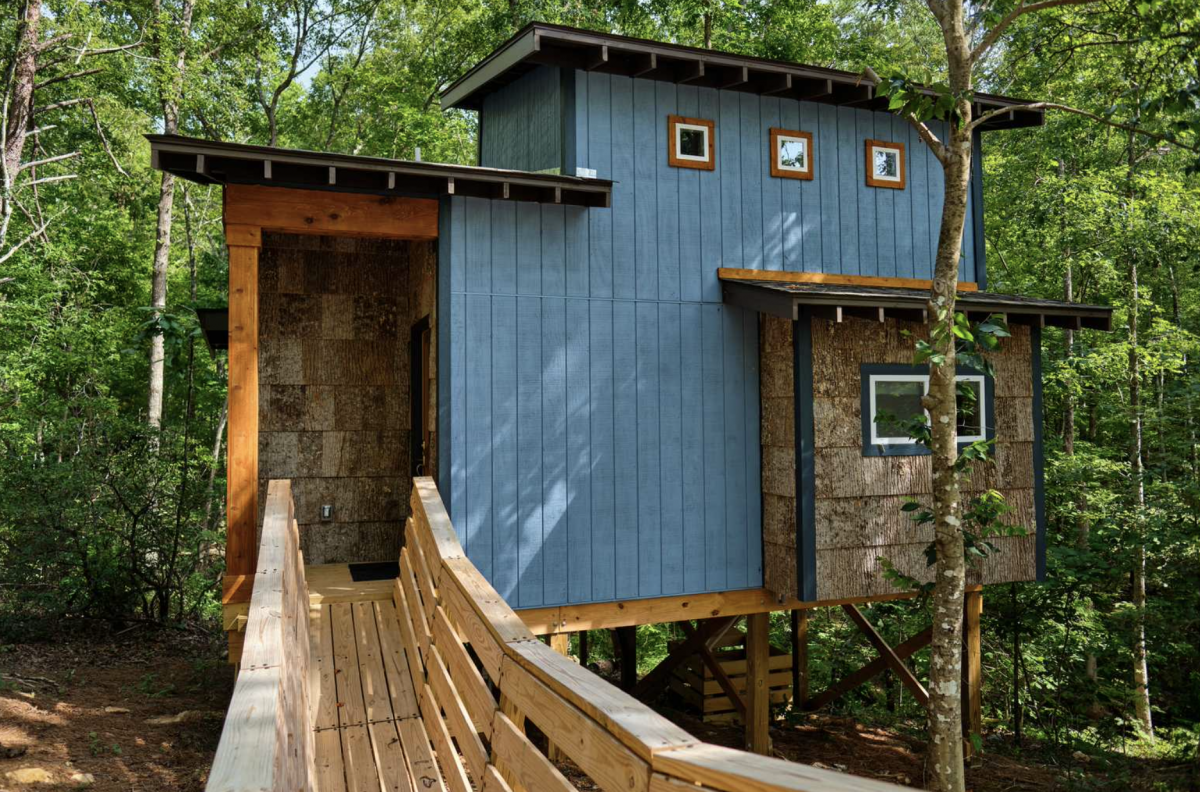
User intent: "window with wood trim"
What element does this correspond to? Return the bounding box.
[769,128,813,180]
[861,364,992,456]
[668,115,715,170]
[865,139,906,189]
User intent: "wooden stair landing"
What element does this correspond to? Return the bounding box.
[311,600,446,792]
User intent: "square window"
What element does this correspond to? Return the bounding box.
[769,128,814,180]
[865,139,907,189]
[668,115,715,170]
[862,366,991,455]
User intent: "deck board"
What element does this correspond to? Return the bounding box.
[307,575,449,792]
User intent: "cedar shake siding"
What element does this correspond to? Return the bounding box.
[257,232,437,564]
[762,315,1038,602]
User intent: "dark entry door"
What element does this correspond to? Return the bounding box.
[410,316,432,476]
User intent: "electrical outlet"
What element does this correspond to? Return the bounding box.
[320,504,334,521]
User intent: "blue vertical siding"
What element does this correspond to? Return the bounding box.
[443,67,983,610]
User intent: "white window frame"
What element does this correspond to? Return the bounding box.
[871,145,903,183]
[775,134,810,174]
[674,122,712,163]
[867,372,988,446]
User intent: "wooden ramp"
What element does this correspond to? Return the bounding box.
[311,600,443,792]
[205,477,910,792]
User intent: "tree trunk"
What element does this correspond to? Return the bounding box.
[2,0,40,246]
[1123,122,1153,739]
[923,6,973,789]
[146,0,196,430]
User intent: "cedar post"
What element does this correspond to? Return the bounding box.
[963,589,983,758]
[746,612,772,754]
[222,223,261,662]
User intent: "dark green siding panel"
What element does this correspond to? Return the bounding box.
[480,66,563,172]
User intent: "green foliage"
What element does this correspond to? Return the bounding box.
[0,0,1198,774]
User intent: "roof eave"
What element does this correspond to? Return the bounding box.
[147,134,612,208]
[721,279,1113,331]
[441,22,1045,131]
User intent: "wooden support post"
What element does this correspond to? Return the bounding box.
[792,609,809,708]
[963,590,983,760]
[616,626,637,691]
[222,224,261,663]
[746,612,771,755]
[547,633,571,763]
[578,630,589,667]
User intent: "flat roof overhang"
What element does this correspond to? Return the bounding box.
[147,134,613,208]
[442,23,1044,132]
[196,308,229,351]
[722,278,1113,331]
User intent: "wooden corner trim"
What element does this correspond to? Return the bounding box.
[224,223,262,248]
[865,138,907,189]
[717,268,980,292]
[668,114,716,171]
[769,127,814,181]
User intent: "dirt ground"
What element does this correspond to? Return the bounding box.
[2,631,1195,792]
[652,704,1198,792]
[0,629,234,792]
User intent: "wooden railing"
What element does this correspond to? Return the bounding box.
[401,476,908,792]
[207,480,314,792]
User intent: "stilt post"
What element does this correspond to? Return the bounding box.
[617,626,637,690]
[746,612,772,755]
[792,609,809,708]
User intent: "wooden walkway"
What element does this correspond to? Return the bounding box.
[310,600,445,792]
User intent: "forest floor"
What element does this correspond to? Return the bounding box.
[0,629,232,792]
[1,632,1195,792]
[636,703,1200,792]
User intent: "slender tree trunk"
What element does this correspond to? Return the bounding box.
[203,393,228,531]
[922,6,974,790]
[147,0,196,430]
[1123,123,1153,739]
[1011,583,1022,743]
[2,0,40,246]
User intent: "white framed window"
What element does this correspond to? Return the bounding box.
[769,127,814,180]
[865,139,907,189]
[863,368,989,452]
[668,115,715,170]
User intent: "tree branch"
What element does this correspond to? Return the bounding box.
[18,151,79,171]
[33,97,89,115]
[971,0,1102,63]
[861,64,949,164]
[24,173,77,187]
[34,68,102,91]
[0,209,65,265]
[969,101,1199,153]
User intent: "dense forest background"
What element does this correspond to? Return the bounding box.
[1,0,1198,773]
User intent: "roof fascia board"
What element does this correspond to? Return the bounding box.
[441,27,540,111]
[147,135,611,196]
[440,23,1044,129]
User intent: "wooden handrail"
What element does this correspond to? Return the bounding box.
[207,480,313,792]
[402,476,908,792]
